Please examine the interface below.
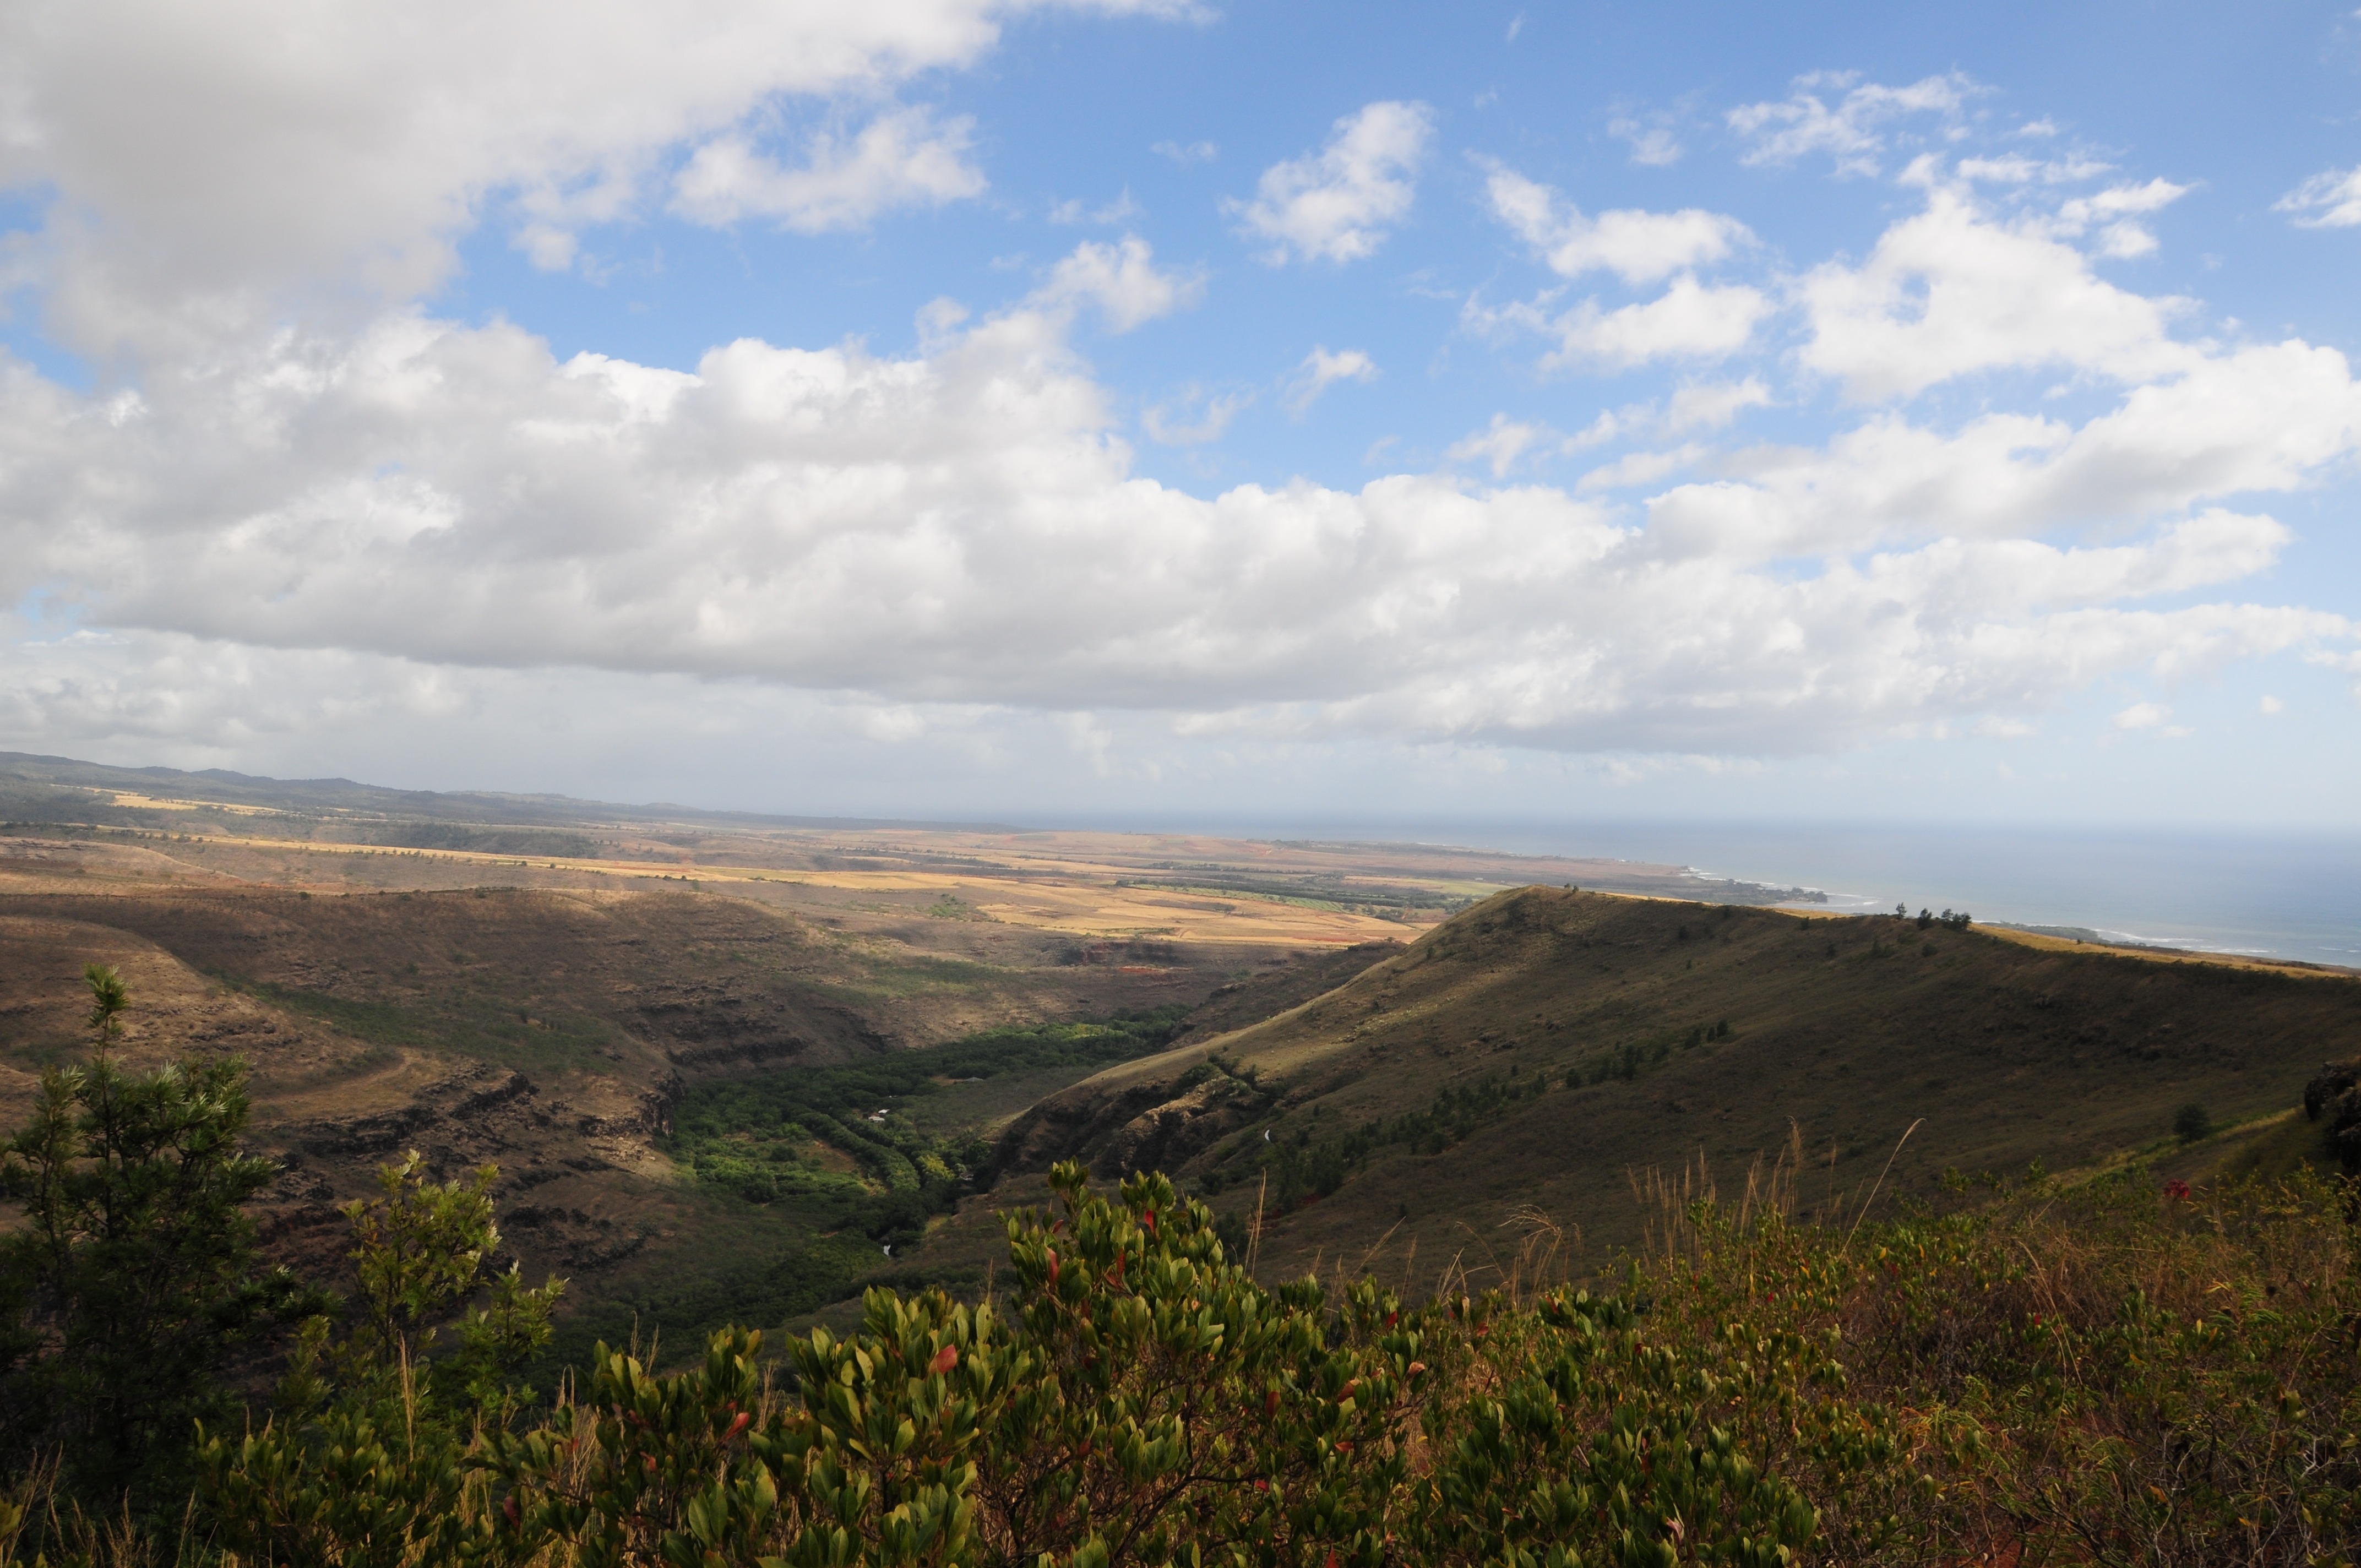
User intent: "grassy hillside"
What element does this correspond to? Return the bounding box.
[1167,939,1405,1044]
[996,885,2361,1286]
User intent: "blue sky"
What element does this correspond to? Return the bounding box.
[2,0,2359,827]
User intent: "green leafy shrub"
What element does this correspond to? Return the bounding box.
[17,1154,2361,1566]
[194,1152,563,1566]
[485,1161,1424,1567]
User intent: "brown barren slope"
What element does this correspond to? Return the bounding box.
[0,867,1275,1318]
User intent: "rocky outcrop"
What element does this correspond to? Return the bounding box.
[502,1202,650,1269]
[290,1099,442,1158]
[637,986,889,1068]
[992,1068,1178,1177]
[991,1057,1276,1180]
[287,1064,546,1163]
[1090,1074,1266,1177]
[576,1068,684,1139]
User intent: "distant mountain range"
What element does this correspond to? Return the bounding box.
[0,749,1018,834]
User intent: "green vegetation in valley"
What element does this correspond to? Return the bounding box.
[922,892,993,921]
[665,1007,1193,1213]
[1113,872,1473,921]
[536,1008,1199,1370]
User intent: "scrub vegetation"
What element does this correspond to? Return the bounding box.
[6,1114,2358,1566]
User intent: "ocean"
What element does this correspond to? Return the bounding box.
[1443,822,2361,970]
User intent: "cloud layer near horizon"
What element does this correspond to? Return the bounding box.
[0,8,2355,779]
[5,206,2352,754]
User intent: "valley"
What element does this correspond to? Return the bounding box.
[4,750,2357,1372]
[0,753,1776,1357]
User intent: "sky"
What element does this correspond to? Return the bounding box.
[3,0,2360,829]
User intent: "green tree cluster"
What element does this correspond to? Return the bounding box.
[0,966,319,1515]
[666,1010,1189,1234]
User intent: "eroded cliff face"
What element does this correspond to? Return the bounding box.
[992,1061,1277,1179]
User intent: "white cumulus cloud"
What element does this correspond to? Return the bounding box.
[0,0,1180,351]
[1031,235,1202,332]
[1227,101,1433,264]
[669,108,987,231]
[1287,347,1380,413]
[1729,72,1976,176]
[1481,162,1751,283]
[5,272,2344,762]
[1475,275,1770,372]
[2276,165,2361,228]
[1799,187,2196,400]
[0,18,2356,772]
